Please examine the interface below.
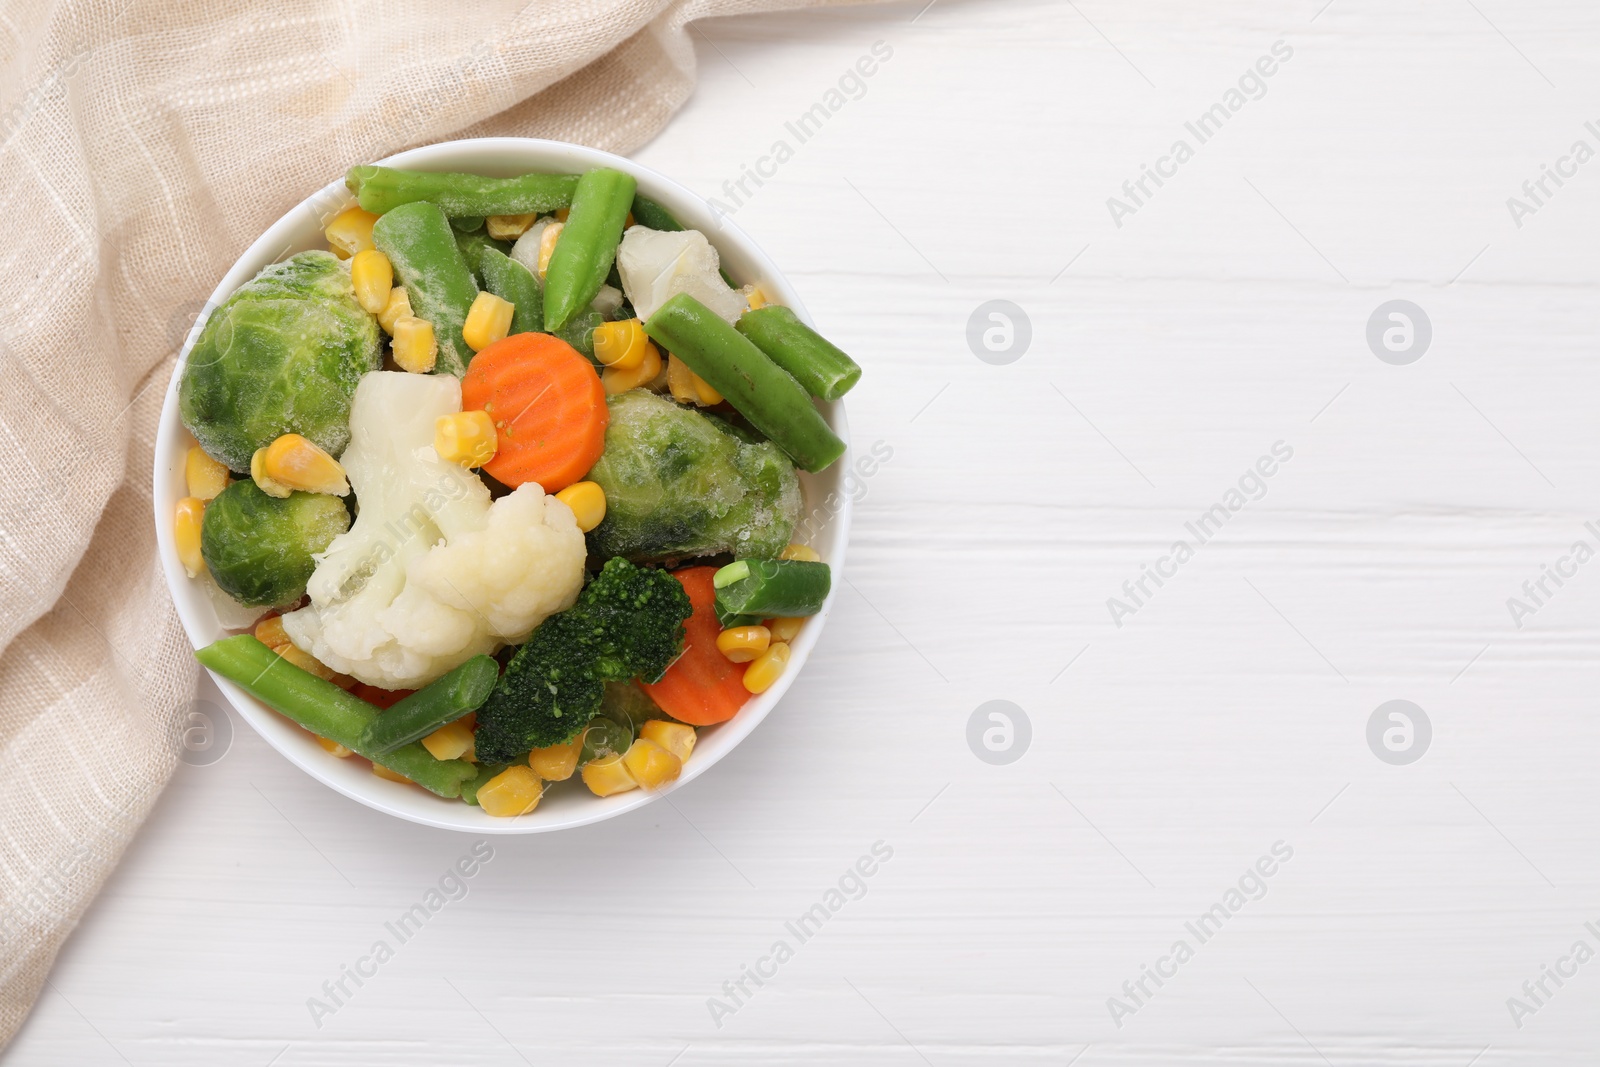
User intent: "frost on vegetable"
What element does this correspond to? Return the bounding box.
[584,389,800,562]
[179,251,381,471]
[280,371,587,689]
[616,227,749,324]
[200,479,351,607]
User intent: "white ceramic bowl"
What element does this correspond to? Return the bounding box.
[154,138,850,833]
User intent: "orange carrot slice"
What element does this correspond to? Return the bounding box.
[459,332,608,493]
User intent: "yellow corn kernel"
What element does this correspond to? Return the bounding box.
[317,735,354,758]
[640,720,696,764]
[185,446,229,501]
[667,355,722,407]
[622,737,682,790]
[716,624,771,664]
[695,375,723,406]
[537,221,564,276]
[645,357,670,393]
[392,315,437,373]
[478,766,543,816]
[350,249,394,315]
[742,641,791,694]
[581,752,639,797]
[666,354,694,404]
[249,449,286,498]
[253,433,349,497]
[529,739,581,782]
[378,286,413,335]
[554,208,570,223]
[174,497,205,578]
[371,761,414,784]
[273,641,340,682]
[254,615,289,648]
[326,207,379,258]
[780,543,821,562]
[747,287,770,311]
[602,342,662,396]
[592,319,648,370]
[486,213,537,240]
[555,481,606,533]
[421,719,476,762]
[463,292,515,353]
[434,410,498,468]
[768,616,804,643]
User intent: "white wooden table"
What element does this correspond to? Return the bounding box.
[11,1,1600,1062]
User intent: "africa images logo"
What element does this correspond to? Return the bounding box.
[1106,442,1294,627]
[1106,842,1295,1028]
[1105,40,1295,228]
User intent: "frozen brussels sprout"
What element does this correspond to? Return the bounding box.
[585,389,800,562]
[200,480,351,607]
[180,251,381,471]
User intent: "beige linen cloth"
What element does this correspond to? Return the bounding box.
[0,0,872,1044]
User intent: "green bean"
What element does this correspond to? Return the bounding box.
[477,247,543,336]
[629,194,683,232]
[346,165,580,217]
[713,559,831,621]
[372,201,479,376]
[556,309,606,364]
[737,306,862,401]
[194,636,478,798]
[643,293,846,473]
[543,168,636,332]
[454,231,511,281]
[358,656,499,756]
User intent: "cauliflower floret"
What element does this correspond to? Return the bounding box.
[281,371,586,689]
[616,226,750,324]
[406,486,583,642]
[510,217,559,279]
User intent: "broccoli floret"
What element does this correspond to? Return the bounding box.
[473,559,692,763]
[474,611,605,760]
[582,554,697,682]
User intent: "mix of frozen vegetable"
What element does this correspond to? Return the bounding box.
[174,163,860,816]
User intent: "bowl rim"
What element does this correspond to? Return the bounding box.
[153,136,851,834]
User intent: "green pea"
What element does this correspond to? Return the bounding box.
[713,559,831,621]
[644,293,845,473]
[347,166,579,217]
[372,201,479,376]
[477,247,543,335]
[543,168,636,332]
[737,305,862,401]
